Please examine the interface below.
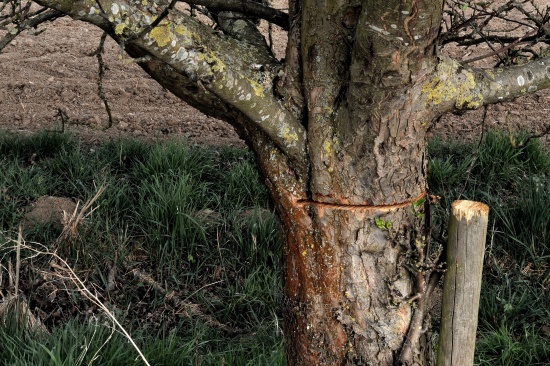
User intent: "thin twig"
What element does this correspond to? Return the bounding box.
[7,238,151,366]
[0,9,62,52]
[268,21,274,54]
[15,225,21,295]
[92,32,113,129]
[462,28,540,64]
[132,0,178,41]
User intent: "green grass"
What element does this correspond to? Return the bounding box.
[1,129,549,365]
[0,317,283,366]
[0,131,281,365]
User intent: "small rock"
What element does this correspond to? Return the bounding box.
[21,196,77,232]
[238,208,274,225]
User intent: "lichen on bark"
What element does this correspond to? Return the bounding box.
[421,57,484,110]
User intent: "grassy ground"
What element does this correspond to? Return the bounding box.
[0,130,548,365]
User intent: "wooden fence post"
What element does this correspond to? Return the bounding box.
[437,200,490,366]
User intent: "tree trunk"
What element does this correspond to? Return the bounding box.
[250,100,437,365]
[253,1,444,363]
[3,0,550,364]
[131,0,444,360]
[281,200,433,365]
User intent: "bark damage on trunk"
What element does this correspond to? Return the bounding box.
[280,198,432,364]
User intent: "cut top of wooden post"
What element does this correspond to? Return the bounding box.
[451,200,490,223]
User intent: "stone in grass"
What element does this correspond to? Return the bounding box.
[238,208,274,225]
[21,196,77,232]
[194,208,224,228]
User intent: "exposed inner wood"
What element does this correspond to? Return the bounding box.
[295,192,427,211]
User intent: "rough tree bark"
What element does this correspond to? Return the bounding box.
[6,0,550,364]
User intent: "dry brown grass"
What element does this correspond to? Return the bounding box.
[0,185,151,365]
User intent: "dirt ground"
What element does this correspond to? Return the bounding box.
[0,2,548,148]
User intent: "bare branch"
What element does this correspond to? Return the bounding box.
[181,0,289,30]
[0,8,63,52]
[210,10,270,49]
[476,55,550,105]
[32,0,307,171]
[420,56,550,115]
[91,32,114,129]
[462,27,541,64]
[441,0,549,66]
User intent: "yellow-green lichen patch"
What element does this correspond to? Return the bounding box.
[280,126,299,144]
[454,71,483,109]
[173,24,196,45]
[421,64,457,105]
[174,25,186,35]
[422,59,483,109]
[197,50,226,74]
[323,106,333,114]
[114,23,126,35]
[324,140,332,154]
[149,24,173,47]
[483,69,495,80]
[323,140,335,173]
[250,80,265,97]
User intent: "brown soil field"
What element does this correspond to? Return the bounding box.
[1,2,548,148]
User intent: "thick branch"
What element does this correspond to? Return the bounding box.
[212,10,270,49]
[33,0,307,172]
[419,56,550,115]
[182,0,289,30]
[441,32,548,48]
[477,56,550,104]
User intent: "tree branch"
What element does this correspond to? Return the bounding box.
[181,0,289,30]
[441,0,549,65]
[91,32,114,129]
[420,56,550,115]
[32,0,307,172]
[441,32,548,48]
[0,8,63,52]
[476,55,550,105]
[210,9,270,49]
[462,28,544,64]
